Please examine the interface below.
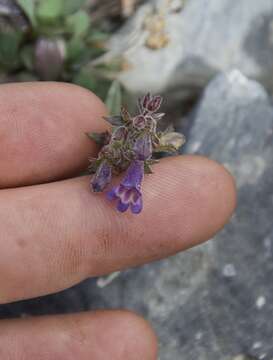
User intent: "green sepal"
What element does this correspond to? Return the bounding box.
[103,116,124,126]
[153,144,178,153]
[121,106,131,124]
[144,162,153,174]
[146,159,160,165]
[86,131,110,145]
[88,158,101,173]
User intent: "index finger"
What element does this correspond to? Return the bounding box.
[0,82,107,188]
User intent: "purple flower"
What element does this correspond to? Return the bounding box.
[133,134,153,161]
[91,161,112,192]
[107,160,144,214]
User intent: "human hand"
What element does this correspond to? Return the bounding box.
[0,82,236,359]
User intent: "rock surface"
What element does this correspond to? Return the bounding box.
[110,0,273,97]
[179,70,273,360]
[1,70,273,360]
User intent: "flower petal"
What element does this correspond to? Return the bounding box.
[117,200,130,213]
[122,160,144,189]
[107,187,118,201]
[131,197,143,214]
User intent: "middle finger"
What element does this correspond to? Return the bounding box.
[0,156,235,304]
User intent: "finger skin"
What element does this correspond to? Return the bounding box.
[0,82,107,188]
[0,311,158,360]
[0,155,236,303]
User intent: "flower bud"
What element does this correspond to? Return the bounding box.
[91,161,112,192]
[147,95,162,112]
[141,93,152,110]
[133,115,146,130]
[35,37,66,80]
[140,93,163,113]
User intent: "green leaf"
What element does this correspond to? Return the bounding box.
[66,37,90,64]
[105,80,122,115]
[36,0,64,23]
[20,45,34,71]
[95,57,123,73]
[72,69,111,99]
[66,10,90,37]
[73,69,98,91]
[16,0,36,26]
[87,30,109,44]
[0,32,22,69]
[15,71,38,82]
[63,0,87,15]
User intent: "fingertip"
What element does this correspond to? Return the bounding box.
[0,311,158,360]
[79,310,158,360]
[114,310,158,360]
[186,155,237,224]
[141,155,237,252]
[208,156,237,223]
[54,82,108,125]
[178,155,237,243]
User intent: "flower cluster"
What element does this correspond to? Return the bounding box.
[87,93,185,214]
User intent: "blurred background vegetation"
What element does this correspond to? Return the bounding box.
[0,0,143,105]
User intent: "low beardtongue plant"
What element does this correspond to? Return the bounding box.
[87,94,186,214]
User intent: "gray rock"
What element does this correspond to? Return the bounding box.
[179,69,273,360]
[109,0,273,96]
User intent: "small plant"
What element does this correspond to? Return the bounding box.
[88,93,186,214]
[0,0,121,99]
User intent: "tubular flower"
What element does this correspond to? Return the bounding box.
[107,160,144,214]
